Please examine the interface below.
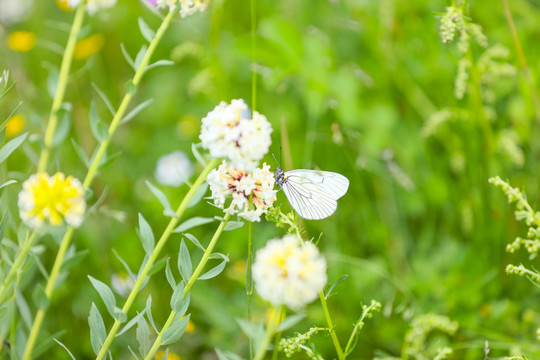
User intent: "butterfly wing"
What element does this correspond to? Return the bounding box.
[281,170,349,220]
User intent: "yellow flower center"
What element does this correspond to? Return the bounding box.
[27,173,84,226]
[8,31,36,52]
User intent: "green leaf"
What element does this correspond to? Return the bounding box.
[146,181,174,215]
[224,221,244,231]
[183,233,205,251]
[88,303,106,355]
[32,284,50,311]
[325,274,349,299]
[89,102,108,142]
[92,83,116,115]
[161,314,190,345]
[47,67,59,98]
[120,98,154,124]
[134,45,148,69]
[51,110,71,146]
[165,259,176,289]
[0,132,27,163]
[120,43,135,70]
[60,249,90,273]
[198,260,227,280]
[191,143,207,165]
[88,275,116,318]
[117,309,147,337]
[170,281,185,313]
[138,213,155,255]
[174,217,215,233]
[125,79,137,96]
[145,295,158,333]
[276,313,306,332]
[237,319,265,351]
[15,290,32,328]
[71,138,90,168]
[136,316,151,357]
[138,17,155,42]
[188,182,208,208]
[178,240,192,281]
[215,348,245,360]
[147,257,167,277]
[53,339,76,360]
[146,59,174,72]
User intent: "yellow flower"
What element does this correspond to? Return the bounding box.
[18,173,86,229]
[155,350,182,360]
[74,34,105,60]
[6,114,25,137]
[8,31,36,52]
[186,319,195,333]
[56,0,75,11]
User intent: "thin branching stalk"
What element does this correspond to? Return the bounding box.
[38,3,86,173]
[319,291,345,360]
[0,231,40,302]
[143,212,232,360]
[501,0,540,123]
[253,306,283,360]
[23,11,177,360]
[95,158,219,360]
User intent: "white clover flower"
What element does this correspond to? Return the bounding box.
[156,0,208,17]
[155,150,194,187]
[252,235,327,311]
[207,161,276,222]
[111,273,135,297]
[200,99,273,172]
[86,0,117,14]
[18,173,86,230]
[0,0,33,26]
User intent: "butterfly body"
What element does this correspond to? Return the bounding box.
[275,167,349,220]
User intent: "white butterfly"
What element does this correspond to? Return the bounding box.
[275,167,349,220]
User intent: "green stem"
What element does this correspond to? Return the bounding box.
[319,291,345,360]
[0,231,40,303]
[95,159,218,360]
[83,9,175,188]
[501,0,540,123]
[23,11,177,360]
[143,212,231,360]
[37,3,86,173]
[247,197,254,359]
[23,227,74,360]
[250,0,257,112]
[253,306,282,360]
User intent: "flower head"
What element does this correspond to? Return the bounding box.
[207,161,276,222]
[155,150,194,187]
[252,235,327,310]
[157,0,208,17]
[200,99,272,172]
[66,0,116,14]
[18,173,86,229]
[111,273,135,297]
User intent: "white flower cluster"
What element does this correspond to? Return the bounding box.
[155,150,194,187]
[207,161,276,222]
[200,99,272,172]
[252,235,327,310]
[68,0,117,14]
[157,0,209,17]
[18,173,86,229]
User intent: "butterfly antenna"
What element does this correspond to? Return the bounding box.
[272,153,281,167]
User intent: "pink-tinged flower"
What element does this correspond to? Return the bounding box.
[207,161,276,222]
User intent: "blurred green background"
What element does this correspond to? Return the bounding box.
[1,0,540,358]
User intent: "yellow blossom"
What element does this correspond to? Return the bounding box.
[8,31,36,52]
[56,0,74,11]
[18,173,86,229]
[74,34,105,60]
[6,114,25,137]
[155,350,182,360]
